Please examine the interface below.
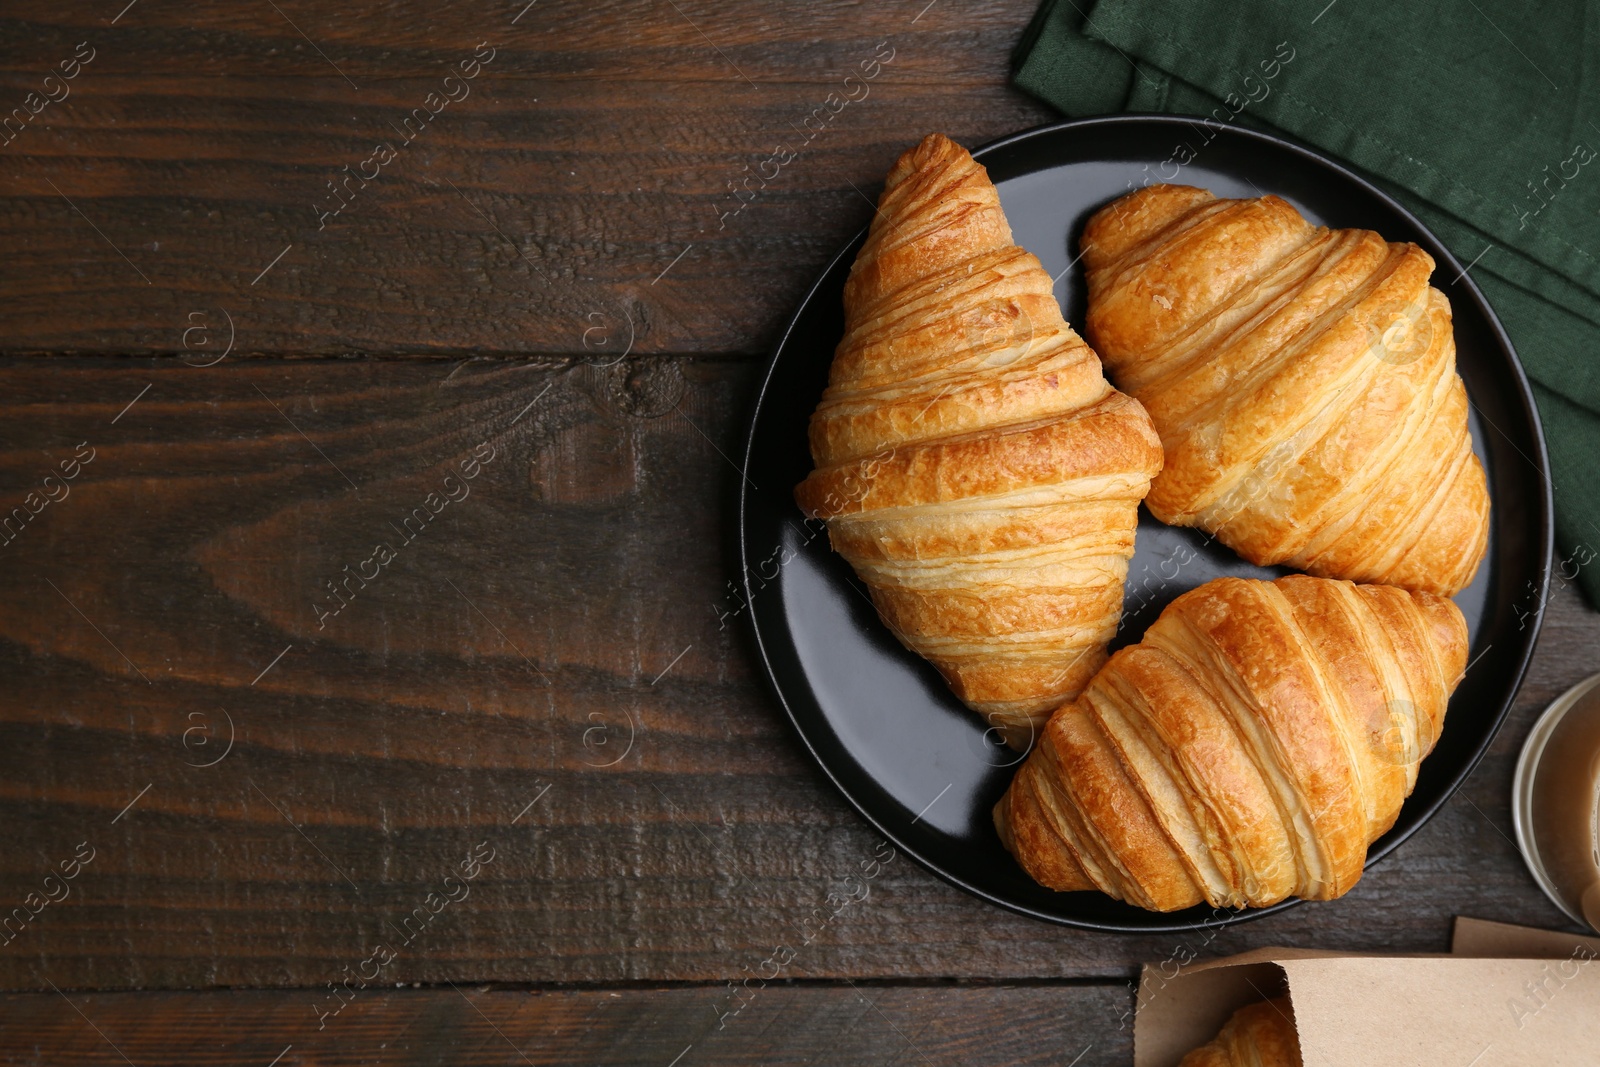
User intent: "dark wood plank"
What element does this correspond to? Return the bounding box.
[0,357,1592,993]
[0,0,1056,356]
[0,984,1130,1066]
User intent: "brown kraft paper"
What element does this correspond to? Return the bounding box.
[1134,918,1600,1067]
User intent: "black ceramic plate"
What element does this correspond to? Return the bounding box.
[738,116,1553,932]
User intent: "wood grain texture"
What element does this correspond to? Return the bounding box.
[0,0,1056,356]
[0,984,1130,1066]
[0,357,1591,995]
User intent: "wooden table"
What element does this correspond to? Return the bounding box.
[1,1,1593,1062]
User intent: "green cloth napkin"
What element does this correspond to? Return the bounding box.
[1013,0,1600,605]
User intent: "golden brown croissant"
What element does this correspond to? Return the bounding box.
[1081,185,1489,596]
[794,134,1163,749]
[994,575,1467,910]
[1179,998,1302,1067]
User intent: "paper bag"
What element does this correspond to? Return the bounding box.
[1134,919,1600,1067]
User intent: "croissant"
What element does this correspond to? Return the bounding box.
[994,575,1467,910]
[794,134,1163,749]
[1081,185,1489,596]
[1179,999,1302,1067]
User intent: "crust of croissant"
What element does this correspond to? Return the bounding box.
[1081,184,1489,596]
[1178,998,1303,1067]
[797,390,1161,517]
[994,575,1467,910]
[794,134,1162,745]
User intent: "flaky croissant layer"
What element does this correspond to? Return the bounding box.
[1082,185,1489,596]
[795,133,1162,748]
[1179,998,1303,1067]
[995,575,1467,911]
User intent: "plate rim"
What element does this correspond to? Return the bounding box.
[737,113,1555,933]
